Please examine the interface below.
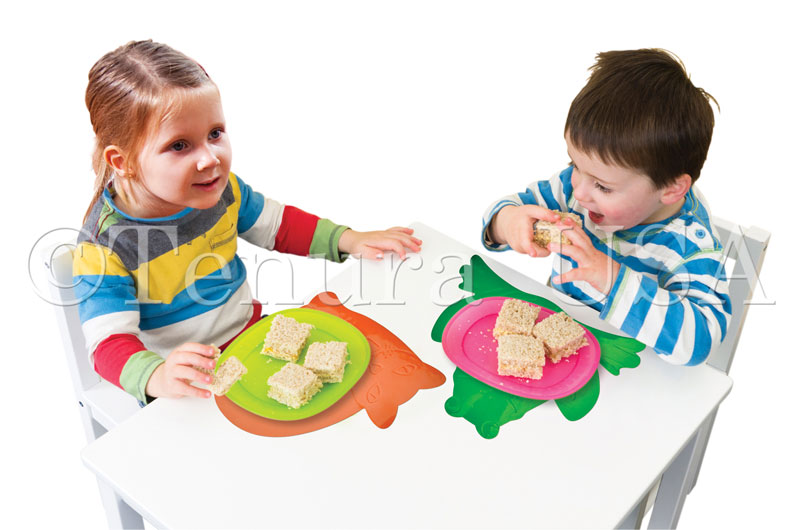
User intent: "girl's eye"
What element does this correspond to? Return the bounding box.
[594,182,612,194]
[209,128,223,140]
[171,141,188,152]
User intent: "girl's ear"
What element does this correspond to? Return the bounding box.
[660,173,692,205]
[103,145,128,177]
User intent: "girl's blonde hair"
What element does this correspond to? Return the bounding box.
[83,40,213,223]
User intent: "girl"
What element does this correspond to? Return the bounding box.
[75,40,421,405]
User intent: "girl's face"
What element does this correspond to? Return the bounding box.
[129,86,232,218]
[566,136,681,231]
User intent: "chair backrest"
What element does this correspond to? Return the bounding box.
[707,216,770,374]
[44,242,100,399]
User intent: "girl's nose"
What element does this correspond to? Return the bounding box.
[197,145,221,171]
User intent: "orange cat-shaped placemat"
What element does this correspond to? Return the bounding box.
[215,292,446,436]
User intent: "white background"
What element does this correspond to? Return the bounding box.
[3,1,797,528]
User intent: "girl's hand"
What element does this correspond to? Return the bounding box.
[338,227,422,260]
[549,218,621,295]
[144,343,218,399]
[491,205,562,257]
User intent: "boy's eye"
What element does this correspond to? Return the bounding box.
[594,182,612,194]
[171,141,188,152]
[209,127,224,140]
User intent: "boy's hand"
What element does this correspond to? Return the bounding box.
[549,218,621,295]
[145,343,218,399]
[492,205,562,257]
[338,227,422,260]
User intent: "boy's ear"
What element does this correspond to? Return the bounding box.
[660,173,693,205]
[103,145,128,177]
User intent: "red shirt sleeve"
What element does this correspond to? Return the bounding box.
[273,205,320,256]
[93,334,147,389]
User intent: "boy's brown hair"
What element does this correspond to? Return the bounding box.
[565,49,717,189]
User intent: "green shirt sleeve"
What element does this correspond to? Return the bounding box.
[309,218,350,263]
[119,350,165,403]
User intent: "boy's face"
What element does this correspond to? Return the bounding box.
[566,137,682,231]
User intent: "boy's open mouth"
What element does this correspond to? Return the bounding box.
[588,210,605,224]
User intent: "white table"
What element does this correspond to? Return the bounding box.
[81,223,732,529]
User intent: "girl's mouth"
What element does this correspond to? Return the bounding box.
[193,176,221,190]
[588,210,605,224]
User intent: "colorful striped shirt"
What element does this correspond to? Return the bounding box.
[74,173,349,401]
[482,166,732,366]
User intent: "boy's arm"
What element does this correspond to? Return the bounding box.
[482,167,574,251]
[600,251,732,366]
[233,173,349,262]
[73,243,164,403]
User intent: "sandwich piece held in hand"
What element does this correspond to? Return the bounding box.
[497,334,546,380]
[532,211,583,247]
[261,314,313,362]
[303,341,349,383]
[208,356,248,396]
[267,362,323,409]
[493,298,540,338]
[533,312,589,363]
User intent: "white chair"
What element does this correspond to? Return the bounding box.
[620,216,770,528]
[44,243,145,529]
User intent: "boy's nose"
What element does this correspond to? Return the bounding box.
[572,176,590,203]
[197,145,221,171]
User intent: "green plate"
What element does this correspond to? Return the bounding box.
[218,308,371,420]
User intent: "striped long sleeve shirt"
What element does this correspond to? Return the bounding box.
[74,173,349,402]
[482,166,732,366]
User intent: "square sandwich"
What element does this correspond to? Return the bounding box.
[267,362,323,409]
[261,314,313,362]
[533,312,589,363]
[497,334,546,380]
[493,298,540,338]
[533,211,583,247]
[208,356,248,396]
[303,341,349,383]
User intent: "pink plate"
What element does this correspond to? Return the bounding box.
[441,297,601,400]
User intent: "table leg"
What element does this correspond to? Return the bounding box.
[96,480,145,530]
[648,426,703,528]
[617,496,647,529]
[78,403,145,529]
[687,407,718,494]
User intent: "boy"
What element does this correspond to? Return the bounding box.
[482,49,731,366]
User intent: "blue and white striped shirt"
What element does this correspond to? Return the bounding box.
[482,166,732,366]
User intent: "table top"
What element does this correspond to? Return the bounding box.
[81,222,732,529]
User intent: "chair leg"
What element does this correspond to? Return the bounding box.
[687,408,718,494]
[648,427,703,528]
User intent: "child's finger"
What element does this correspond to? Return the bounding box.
[173,351,217,372]
[355,247,385,260]
[521,205,561,223]
[549,241,587,265]
[532,243,551,257]
[173,378,212,399]
[553,267,584,285]
[177,342,218,357]
[388,226,414,234]
[558,220,590,248]
[174,364,214,385]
